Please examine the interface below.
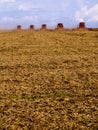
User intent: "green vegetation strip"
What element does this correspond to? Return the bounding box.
[0,92,73,100]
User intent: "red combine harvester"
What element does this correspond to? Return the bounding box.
[17,25,22,30]
[57,23,64,29]
[79,22,85,28]
[41,24,47,29]
[30,25,34,29]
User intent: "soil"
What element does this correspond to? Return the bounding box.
[0,30,98,130]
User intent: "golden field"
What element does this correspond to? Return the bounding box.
[0,29,98,130]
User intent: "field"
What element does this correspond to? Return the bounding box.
[0,29,98,130]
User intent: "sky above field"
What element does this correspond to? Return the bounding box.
[0,0,98,29]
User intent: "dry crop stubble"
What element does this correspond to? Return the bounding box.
[0,30,98,129]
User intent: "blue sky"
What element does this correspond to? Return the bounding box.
[0,0,98,29]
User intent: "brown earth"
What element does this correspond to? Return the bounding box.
[0,29,98,130]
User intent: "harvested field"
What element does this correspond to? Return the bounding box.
[0,30,98,130]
